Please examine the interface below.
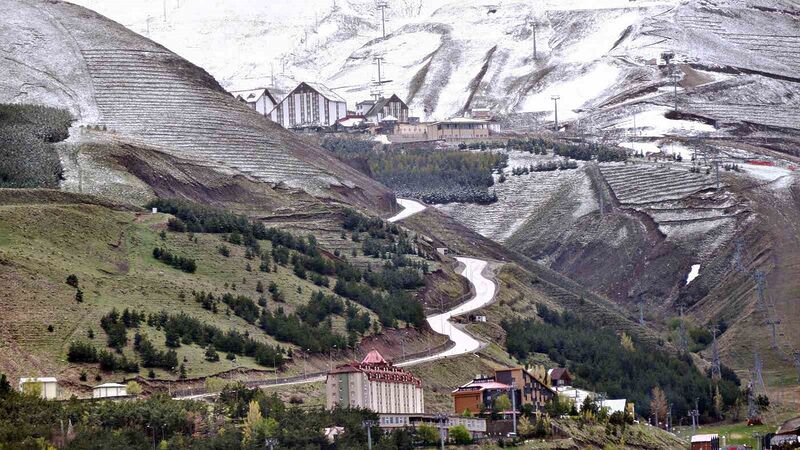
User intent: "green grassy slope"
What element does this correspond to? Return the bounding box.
[0,192,451,395]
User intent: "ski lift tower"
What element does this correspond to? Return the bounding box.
[376,1,389,39]
[551,95,560,132]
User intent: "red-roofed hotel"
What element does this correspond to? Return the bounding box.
[326,350,424,414]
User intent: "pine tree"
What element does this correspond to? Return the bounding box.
[179,363,187,379]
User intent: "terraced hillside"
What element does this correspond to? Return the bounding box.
[0,0,394,212]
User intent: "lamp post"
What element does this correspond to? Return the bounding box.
[510,381,518,436]
[363,420,377,450]
[265,437,278,450]
[434,413,448,450]
[551,95,560,131]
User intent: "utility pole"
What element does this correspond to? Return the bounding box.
[765,319,781,349]
[671,71,680,114]
[710,326,722,382]
[373,56,384,86]
[510,381,518,436]
[271,63,275,87]
[377,2,389,39]
[754,270,767,312]
[435,413,447,450]
[363,420,376,450]
[551,95,560,131]
[690,398,700,432]
[531,19,537,60]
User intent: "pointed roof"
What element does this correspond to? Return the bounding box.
[361,349,387,365]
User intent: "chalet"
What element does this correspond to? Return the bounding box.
[365,94,409,123]
[426,118,490,142]
[231,88,278,117]
[326,350,424,414]
[548,367,572,387]
[494,367,556,414]
[269,82,347,129]
[19,377,58,399]
[92,382,128,399]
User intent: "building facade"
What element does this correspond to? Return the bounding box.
[453,367,557,416]
[494,367,555,414]
[231,88,278,116]
[19,377,58,399]
[426,118,490,141]
[326,350,424,414]
[452,376,517,415]
[378,414,487,439]
[365,94,409,123]
[269,82,347,129]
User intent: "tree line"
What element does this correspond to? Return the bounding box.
[502,304,741,420]
[323,138,506,204]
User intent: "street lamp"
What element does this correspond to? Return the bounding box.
[551,95,560,131]
[363,420,377,450]
[434,413,448,450]
[265,437,278,450]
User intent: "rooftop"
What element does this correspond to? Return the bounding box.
[94,383,127,388]
[19,377,57,383]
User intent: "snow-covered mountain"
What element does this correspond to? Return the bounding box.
[70,0,799,136]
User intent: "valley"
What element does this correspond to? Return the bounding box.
[0,0,798,448]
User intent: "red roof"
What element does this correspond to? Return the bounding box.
[362,349,387,364]
[328,351,422,387]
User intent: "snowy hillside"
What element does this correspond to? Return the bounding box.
[69,0,800,136]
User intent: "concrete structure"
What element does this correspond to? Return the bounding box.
[92,382,128,399]
[494,367,556,414]
[690,434,720,450]
[19,377,58,399]
[365,94,409,124]
[270,82,347,129]
[378,414,487,439]
[231,88,278,117]
[426,118,490,141]
[326,350,424,414]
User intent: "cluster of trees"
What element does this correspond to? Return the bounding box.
[324,140,507,204]
[0,104,71,188]
[260,307,349,353]
[502,304,741,420]
[552,142,628,162]
[723,163,742,172]
[134,332,179,370]
[334,277,425,328]
[146,311,285,368]
[152,247,197,273]
[67,341,139,373]
[510,160,578,175]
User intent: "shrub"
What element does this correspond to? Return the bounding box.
[152,247,197,273]
[449,425,472,445]
[66,274,79,288]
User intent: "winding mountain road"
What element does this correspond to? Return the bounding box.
[175,199,495,397]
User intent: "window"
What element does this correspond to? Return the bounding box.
[288,95,296,127]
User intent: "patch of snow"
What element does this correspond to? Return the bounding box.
[373,134,391,144]
[686,264,700,285]
[619,141,661,154]
[611,107,717,137]
[740,163,794,189]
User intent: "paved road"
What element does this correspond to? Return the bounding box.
[175,198,495,398]
[387,198,427,223]
[397,256,496,367]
